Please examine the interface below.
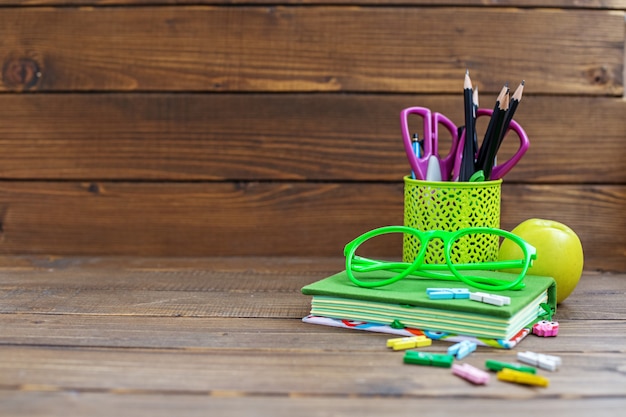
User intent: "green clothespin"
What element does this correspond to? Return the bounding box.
[485,359,537,374]
[403,351,454,368]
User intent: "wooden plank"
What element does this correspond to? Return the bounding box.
[0,257,622,320]
[0,254,346,277]
[1,314,624,352]
[0,288,311,318]
[0,182,624,270]
[3,278,624,318]
[1,392,625,417]
[0,255,618,287]
[0,7,622,94]
[0,345,624,397]
[3,1,626,9]
[0,94,624,183]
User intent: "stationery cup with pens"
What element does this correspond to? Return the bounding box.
[400,107,526,265]
[400,74,529,265]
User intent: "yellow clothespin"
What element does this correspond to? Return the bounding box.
[386,335,432,350]
[497,368,549,387]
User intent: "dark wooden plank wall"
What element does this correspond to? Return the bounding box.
[0,1,625,271]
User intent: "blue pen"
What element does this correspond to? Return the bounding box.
[410,133,420,179]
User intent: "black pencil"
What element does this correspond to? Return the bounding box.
[495,80,524,151]
[476,83,508,173]
[459,70,476,181]
[481,92,510,180]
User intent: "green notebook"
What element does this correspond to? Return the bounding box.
[302,270,556,340]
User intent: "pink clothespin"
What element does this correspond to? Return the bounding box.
[452,363,490,385]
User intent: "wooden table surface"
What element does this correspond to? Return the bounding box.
[0,256,624,416]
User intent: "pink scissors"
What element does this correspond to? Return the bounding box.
[400,107,460,181]
[451,108,530,181]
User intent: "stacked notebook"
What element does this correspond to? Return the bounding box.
[302,269,556,349]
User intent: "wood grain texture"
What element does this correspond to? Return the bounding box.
[0,2,623,272]
[2,315,624,351]
[2,1,626,8]
[0,257,624,415]
[0,182,624,270]
[0,94,624,183]
[0,0,623,411]
[0,257,623,320]
[1,393,624,417]
[0,7,622,94]
[1,346,624,397]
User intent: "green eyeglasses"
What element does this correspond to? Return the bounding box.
[344,226,537,291]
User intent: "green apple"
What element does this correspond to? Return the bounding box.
[499,218,584,304]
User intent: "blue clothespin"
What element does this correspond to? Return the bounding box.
[447,340,477,360]
[426,288,470,300]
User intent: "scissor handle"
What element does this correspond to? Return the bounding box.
[451,126,471,182]
[400,107,432,181]
[400,107,460,181]
[431,112,460,181]
[475,108,530,180]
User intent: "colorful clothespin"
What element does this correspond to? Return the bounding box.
[532,320,559,337]
[452,363,490,385]
[403,351,454,368]
[426,288,470,300]
[447,340,477,360]
[485,359,536,374]
[497,368,549,387]
[517,351,562,372]
[386,335,432,351]
[469,292,511,307]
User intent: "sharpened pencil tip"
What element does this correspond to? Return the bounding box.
[464,70,472,89]
[500,91,510,110]
[512,80,525,101]
[497,83,509,102]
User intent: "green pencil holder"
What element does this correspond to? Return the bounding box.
[403,176,502,265]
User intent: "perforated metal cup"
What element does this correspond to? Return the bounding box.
[403,176,502,265]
